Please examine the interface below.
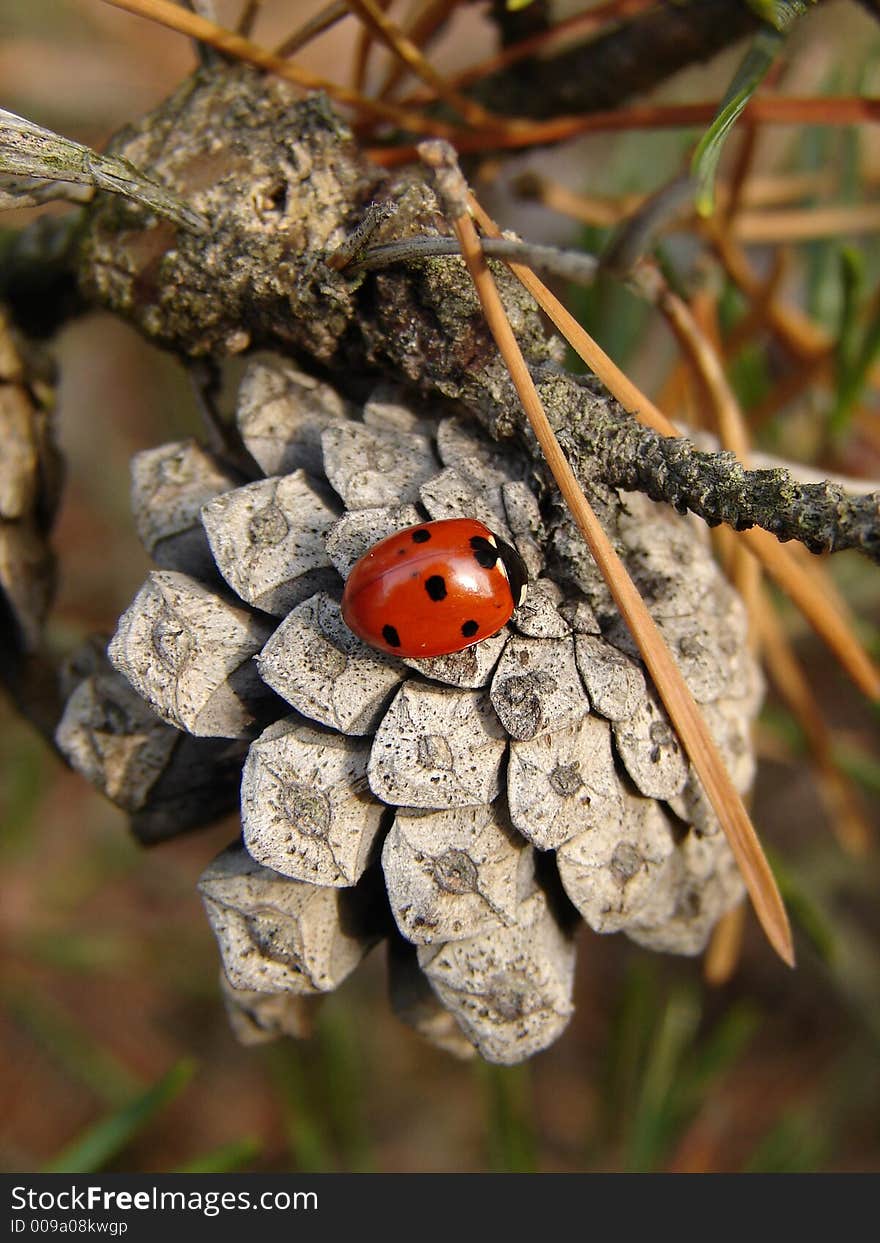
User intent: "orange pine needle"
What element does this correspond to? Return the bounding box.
[723,250,789,359]
[703,902,747,985]
[368,97,880,166]
[517,170,852,228]
[350,7,378,93]
[100,0,457,137]
[710,228,830,363]
[273,1,350,59]
[375,0,464,102]
[637,268,759,611]
[756,594,873,856]
[746,531,880,703]
[341,0,492,126]
[730,203,880,244]
[416,152,795,967]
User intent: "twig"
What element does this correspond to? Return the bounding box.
[470,0,761,120]
[345,234,599,284]
[236,0,260,38]
[0,108,206,232]
[326,201,400,270]
[398,0,656,103]
[369,96,880,164]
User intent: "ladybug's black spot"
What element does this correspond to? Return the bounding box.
[470,535,499,570]
[461,619,479,638]
[425,575,447,602]
[382,624,401,648]
[412,528,431,543]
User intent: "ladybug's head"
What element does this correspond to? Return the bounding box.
[495,536,528,609]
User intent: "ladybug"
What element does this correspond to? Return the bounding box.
[341,518,529,658]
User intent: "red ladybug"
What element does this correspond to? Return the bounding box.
[341,518,528,658]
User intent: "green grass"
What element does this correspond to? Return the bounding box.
[42,1059,196,1173]
[3,987,146,1107]
[599,967,761,1172]
[268,996,375,1172]
[479,1062,537,1173]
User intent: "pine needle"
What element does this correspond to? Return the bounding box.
[421,143,794,968]
[710,227,830,362]
[341,0,490,126]
[273,1,350,59]
[703,902,747,986]
[745,531,880,702]
[375,0,465,102]
[636,267,759,611]
[731,203,880,243]
[100,0,457,138]
[756,592,873,856]
[350,4,378,92]
[410,97,880,159]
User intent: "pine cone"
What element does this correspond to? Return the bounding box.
[0,305,60,653]
[56,359,761,1063]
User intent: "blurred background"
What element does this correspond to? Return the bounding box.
[1,0,879,1172]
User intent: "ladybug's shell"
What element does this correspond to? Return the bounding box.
[341,519,520,658]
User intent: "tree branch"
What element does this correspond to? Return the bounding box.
[473,0,764,119]
[530,365,880,562]
[68,65,879,566]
